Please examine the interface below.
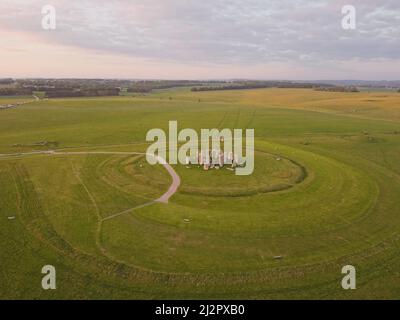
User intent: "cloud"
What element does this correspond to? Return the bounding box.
[0,0,399,78]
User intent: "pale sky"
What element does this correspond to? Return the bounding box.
[1,0,399,80]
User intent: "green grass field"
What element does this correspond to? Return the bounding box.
[1,88,400,299]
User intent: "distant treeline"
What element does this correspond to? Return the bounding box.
[314,86,359,92]
[0,79,122,97]
[0,79,217,97]
[43,88,120,98]
[0,78,14,85]
[0,88,33,96]
[0,87,120,98]
[127,80,209,93]
[191,81,334,92]
[0,78,368,98]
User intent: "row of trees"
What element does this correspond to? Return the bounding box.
[44,88,120,98]
[1,79,218,96]
[127,80,209,93]
[0,88,33,96]
[315,86,359,92]
[0,87,120,98]
[191,81,334,92]
[0,78,14,85]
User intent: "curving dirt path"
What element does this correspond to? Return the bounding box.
[153,155,181,203]
[0,150,181,220]
[0,95,40,110]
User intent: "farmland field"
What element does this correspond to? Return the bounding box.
[1,88,400,299]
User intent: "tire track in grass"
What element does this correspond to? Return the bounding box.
[232,107,241,130]
[69,159,105,254]
[216,110,229,129]
[245,109,256,130]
